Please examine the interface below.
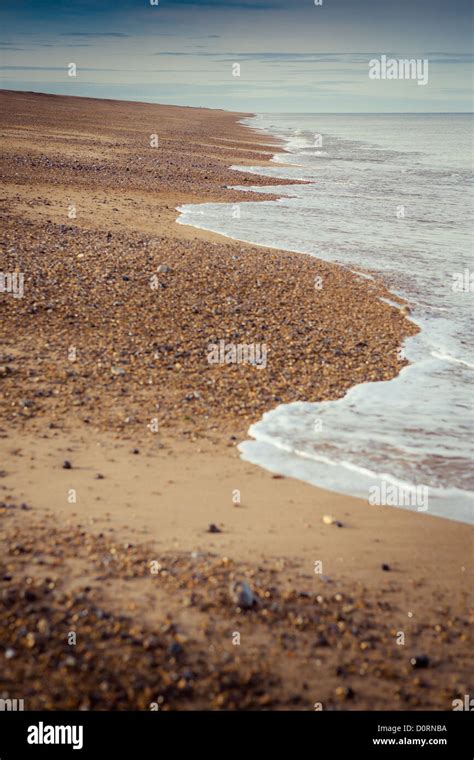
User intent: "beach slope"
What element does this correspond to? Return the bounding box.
[0,90,471,710]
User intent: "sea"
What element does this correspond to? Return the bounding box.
[177,113,474,524]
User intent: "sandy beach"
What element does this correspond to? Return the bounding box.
[0,90,472,711]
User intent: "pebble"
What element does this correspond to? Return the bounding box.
[37,618,50,636]
[168,642,184,659]
[322,515,343,527]
[410,655,430,669]
[25,632,36,648]
[335,686,355,700]
[230,580,255,610]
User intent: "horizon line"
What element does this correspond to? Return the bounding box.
[1,89,472,115]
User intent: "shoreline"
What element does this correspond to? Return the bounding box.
[176,114,473,524]
[0,90,472,710]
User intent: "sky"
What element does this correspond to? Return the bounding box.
[1,0,472,112]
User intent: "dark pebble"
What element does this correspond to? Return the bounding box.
[289,694,303,705]
[314,635,329,647]
[410,655,430,669]
[207,524,221,533]
[168,642,184,659]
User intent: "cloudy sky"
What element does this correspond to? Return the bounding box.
[1,0,472,112]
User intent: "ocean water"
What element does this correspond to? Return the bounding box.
[177,113,474,523]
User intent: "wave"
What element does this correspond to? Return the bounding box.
[431,351,474,369]
[176,113,474,524]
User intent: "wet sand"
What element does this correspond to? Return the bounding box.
[0,90,472,710]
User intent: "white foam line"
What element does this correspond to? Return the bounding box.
[350,269,375,281]
[246,432,434,493]
[431,351,474,369]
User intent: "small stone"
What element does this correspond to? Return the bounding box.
[382,563,391,571]
[24,632,36,648]
[410,655,429,669]
[322,514,343,527]
[62,460,72,469]
[168,642,183,659]
[5,648,16,660]
[335,686,355,700]
[207,524,221,533]
[143,635,160,650]
[230,580,255,610]
[37,618,50,636]
[157,264,171,273]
